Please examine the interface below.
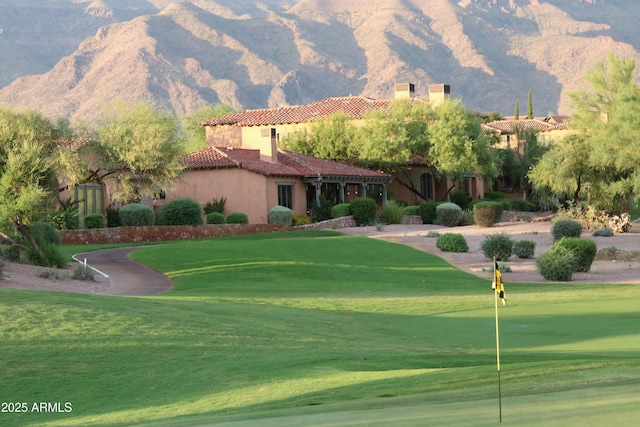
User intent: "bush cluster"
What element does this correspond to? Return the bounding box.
[119,203,155,226]
[331,203,351,218]
[436,233,469,252]
[350,197,377,226]
[417,201,438,224]
[226,212,249,224]
[536,246,578,281]
[206,212,226,224]
[481,233,513,260]
[268,205,293,226]
[473,201,503,227]
[553,238,597,272]
[158,198,203,226]
[551,219,582,241]
[436,202,462,227]
[292,214,312,226]
[513,240,536,258]
[84,213,105,229]
[380,201,406,224]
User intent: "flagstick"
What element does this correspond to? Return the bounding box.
[494,258,503,423]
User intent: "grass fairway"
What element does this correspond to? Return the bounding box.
[1,231,639,426]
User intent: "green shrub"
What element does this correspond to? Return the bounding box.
[458,209,475,226]
[206,212,226,224]
[158,198,203,226]
[592,228,613,237]
[393,200,409,207]
[436,233,469,252]
[513,240,536,258]
[203,197,226,214]
[84,213,105,229]
[292,214,312,226]
[536,246,577,281]
[30,221,60,245]
[0,255,4,278]
[551,218,582,241]
[510,198,531,212]
[436,202,462,227]
[1,245,20,262]
[417,201,438,224]
[380,200,406,224]
[483,191,506,200]
[331,203,351,218]
[473,201,503,227]
[106,205,121,227]
[450,190,471,211]
[119,203,155,226]
[553,237,597,272]
[45,200,78,230]
[72,264,95,281]
[499,199,513,210]
[268,205,293,226]
[26,240,66,268]
[481,232,514,260]
[403,205,419,216]
[311,197,333,222]
[350,197,377,226]
[226,212,249,224]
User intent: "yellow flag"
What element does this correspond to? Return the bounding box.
[493,260,506,306]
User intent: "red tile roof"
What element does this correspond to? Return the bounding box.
[481,117,569,134]
[185,146,392,181]
[200,96,422,127]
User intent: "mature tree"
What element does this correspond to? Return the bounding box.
[181,103,235,152]
[530,54,640,210]
[281,112,361,163]
[427,100,501,195]
[0,107,60,258]
[61,100,187,203]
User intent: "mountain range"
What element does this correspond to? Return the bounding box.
[1,0,639,122]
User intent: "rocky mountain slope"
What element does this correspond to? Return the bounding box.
[0,0,638,122]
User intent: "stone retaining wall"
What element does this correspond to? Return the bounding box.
[59,224,291,245]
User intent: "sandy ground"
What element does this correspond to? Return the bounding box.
[1,221,639,295]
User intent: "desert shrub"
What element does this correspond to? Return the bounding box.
[350,197,377,226]
[159,198,203,226]
[404,205,419,216]
[608,213,631,233]
[311,197,333,222]
[206,212,226,224]
[417,201,438,224]
[39,268,61,280]
[481,232,514,260]
[203,196,226,214]
[268,205,293,226]
[26,240,66,268]
[551,218,582,241]
[473,201,503,227]
[105,204,121,227]
[499,199,513,210]
[592,228,613,237]
[1,245,20,262]
[553,237,597,272]
[555,201,609,230]
[45,200,78,230]
[331,203,351,218]
[30,221,60,245]
[536,246,578,281]
[394,200,409,207]
[119,203,155,226]
[226,212,249,224]
[458,209,475,226]
[292,214,312,226]
[450,190,471,211]
[510,198,531,212]
[483,191,505,200]
[84,213,105,229]
[72,264,95,281]
[513,240,536,258]
[436,233,469,252]
[380,200,406,224]
[436,202,462,227]
[425,230,440,238]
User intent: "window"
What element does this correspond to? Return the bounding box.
[73,182,104,228]
[278,183,294,209]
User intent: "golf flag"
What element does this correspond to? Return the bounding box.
[493,260,506,306]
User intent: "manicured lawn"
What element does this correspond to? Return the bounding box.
[1,231,639,426]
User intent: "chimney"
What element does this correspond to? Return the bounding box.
[260,128,278,163]
[429,84,450,107]
[395,83,416,99]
